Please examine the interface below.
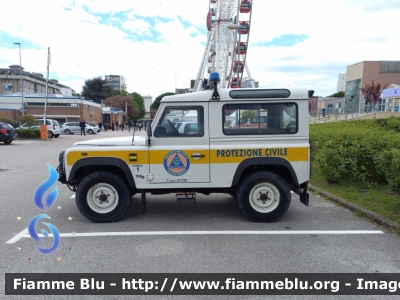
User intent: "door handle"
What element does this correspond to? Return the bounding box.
[191,153,205,158]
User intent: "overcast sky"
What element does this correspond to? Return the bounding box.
[1,0,399,98]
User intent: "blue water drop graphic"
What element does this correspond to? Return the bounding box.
[33,164,58,211]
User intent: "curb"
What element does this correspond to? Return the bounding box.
[308,184,400,232]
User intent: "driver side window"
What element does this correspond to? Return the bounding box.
[154,105,204,138]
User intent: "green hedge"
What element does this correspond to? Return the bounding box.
[310,118,400,192]
[0,118,13,125]
[16,129,41,139]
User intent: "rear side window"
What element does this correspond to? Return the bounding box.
[52,120,59,126]
[223,103,297,135]
[0,123,13,129]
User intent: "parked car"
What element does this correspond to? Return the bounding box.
[19,119,61,138]
[0,122,18,144]
[174,122,199,134]
[61,122,100,135]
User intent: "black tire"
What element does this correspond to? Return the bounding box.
[4,140,12,144]
[229,191,236,198]
[64,129,71,135]
[236,171,291,222]
[75,172,131,223]
[54,134,60,138]
[48,131,54,138]
[88,129,94,134]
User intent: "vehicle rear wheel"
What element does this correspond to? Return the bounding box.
[236,171,291,222]
[64,129,71,135]
[54,134,60,138]
[75,171,131,222]
[4,140,12,144]
[48,131,54,138]
[88,129,94,134]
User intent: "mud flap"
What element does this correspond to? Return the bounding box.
[300,191,309,206]
[141,190,146,213]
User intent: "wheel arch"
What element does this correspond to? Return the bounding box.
[69,157,135,188]
[231,157,299,187]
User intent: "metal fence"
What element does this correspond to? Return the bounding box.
[309,103,399,123]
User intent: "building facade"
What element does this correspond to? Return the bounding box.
[1,65,74,96]
[142,95,153,119]
[0,95,101,124]
[105,75,127,92]
[336,73,346,92]
[345,61,400,113]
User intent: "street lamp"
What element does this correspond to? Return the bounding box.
[227,24,242,87]
[13,42,24,116]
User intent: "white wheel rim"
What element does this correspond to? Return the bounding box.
[249,183,280,213]
[87,183,119,214]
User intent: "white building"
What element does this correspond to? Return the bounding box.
[142,95,153,119]
[337,73,346,92]
[104,75,127,92]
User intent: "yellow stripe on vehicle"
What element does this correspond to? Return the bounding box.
[148,150,209,164]
[66,150,148,166]
[210,147,309,163]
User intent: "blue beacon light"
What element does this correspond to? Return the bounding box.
[209,72,220,101]
[209,72,220,83]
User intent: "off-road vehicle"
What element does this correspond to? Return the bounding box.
[57,73,312,223]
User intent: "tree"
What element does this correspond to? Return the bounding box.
[104,95,139,120]
[131,92,146,119]
[151,92,175,110]
[327,91,345,97]
[361,80,388,111]
[81,77,113,104]
[72,92,80,97]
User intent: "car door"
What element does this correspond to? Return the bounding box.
[72,122,80,133]
[148,103,210,184]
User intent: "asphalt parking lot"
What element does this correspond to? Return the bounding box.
[1,130,399,298]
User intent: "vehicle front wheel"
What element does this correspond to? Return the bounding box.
[75,172,131,222]
[64,129,71,135]
[48,131,54,138]
[88,129,94,134]
[4,140,12,144]
[236,171,291,222]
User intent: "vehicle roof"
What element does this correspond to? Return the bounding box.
[161,87,310,103]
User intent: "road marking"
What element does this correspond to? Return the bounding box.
[6,228,29,244]
[6,230,384,244]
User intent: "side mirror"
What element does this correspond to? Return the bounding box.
[146,122,152,137]
[146,122,152,146]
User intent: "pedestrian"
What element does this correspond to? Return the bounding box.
[139,123,142,131]
[121,122,125,131]
[14,120,19,128]
[79,120,86,136]
[98,121,103,131]
[127,120,131,132]
[112,122,115,131]
[116,121,119,131]
[144,121,147,131]
[133,121,137,131]
[104,122,108,132]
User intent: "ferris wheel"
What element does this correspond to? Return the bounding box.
[194,0,254,91]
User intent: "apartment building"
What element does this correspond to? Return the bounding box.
[104,75,127,92]
[1,65,74,96]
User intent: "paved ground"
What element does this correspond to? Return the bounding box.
[1,130,399,299]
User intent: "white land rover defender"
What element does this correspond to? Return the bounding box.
[57,73,312,223]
